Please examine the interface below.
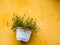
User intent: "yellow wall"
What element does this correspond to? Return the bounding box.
[0,0,60,45]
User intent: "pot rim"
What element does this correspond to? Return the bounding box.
[16,27,32,31]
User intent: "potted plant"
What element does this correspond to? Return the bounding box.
[11,14,38,42]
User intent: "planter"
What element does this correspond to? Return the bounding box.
[16,27,32,42]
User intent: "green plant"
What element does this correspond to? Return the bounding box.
[25,17,37,31]
[12,14,25,29]
[11,14,38,32]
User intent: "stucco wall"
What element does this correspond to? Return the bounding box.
[0,0,60,45]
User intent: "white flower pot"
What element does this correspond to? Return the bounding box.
[16,27,32,42]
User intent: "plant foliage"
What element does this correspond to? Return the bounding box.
[12,14,38,31]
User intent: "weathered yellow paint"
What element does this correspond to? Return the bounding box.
[0,0,60,45]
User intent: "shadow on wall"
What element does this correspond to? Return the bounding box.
[54,0,60,2]
[56,0,60,1]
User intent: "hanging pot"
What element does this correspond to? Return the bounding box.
[16,27,32,42]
